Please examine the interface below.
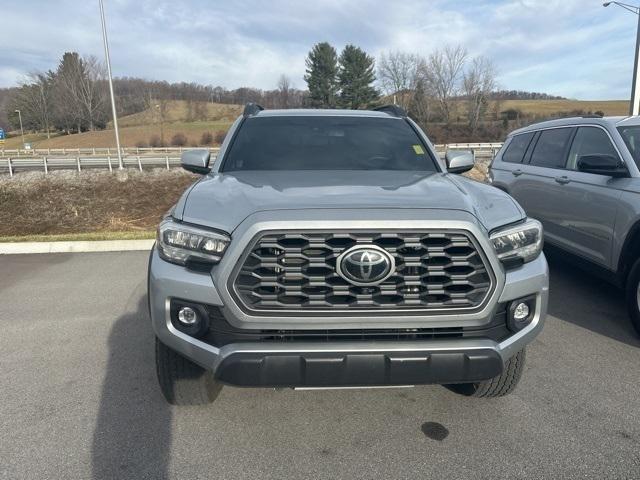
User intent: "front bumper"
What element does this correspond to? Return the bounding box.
[216,349,502,388]
[148,246,549,387]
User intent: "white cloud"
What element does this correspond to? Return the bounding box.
[0,0,637,99]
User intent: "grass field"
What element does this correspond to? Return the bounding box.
[115,100,241,127]
[1,99,630,149]
[1,101,241,149]
[0,121,235,149]
[497,99,628,116]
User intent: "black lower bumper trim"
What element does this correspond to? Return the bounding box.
[215,349,503,387]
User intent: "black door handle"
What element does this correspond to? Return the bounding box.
[555,176,570,185]
[512,169,523,176]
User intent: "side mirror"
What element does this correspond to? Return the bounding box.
[181,149,211,174]
[577,154,627,178]
[445,150,475,174]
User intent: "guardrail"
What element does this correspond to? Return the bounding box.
[0,146,210,156]
[0,143,502,176]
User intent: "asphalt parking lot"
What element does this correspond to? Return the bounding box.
[1,251,639,479]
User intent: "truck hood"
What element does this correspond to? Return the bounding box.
[176,170,525,233]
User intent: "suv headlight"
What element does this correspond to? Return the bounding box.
[490,218,543,267]
[157,217,230,266]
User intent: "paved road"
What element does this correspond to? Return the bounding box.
[1,251,639,479]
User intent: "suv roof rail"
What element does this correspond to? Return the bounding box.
[581,114,603,118]
[372,104,407,118]
[243,103,264,117]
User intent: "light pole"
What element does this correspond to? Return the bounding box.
[14,109,25,146]
[99,0,123,169]
[604,1,640,115]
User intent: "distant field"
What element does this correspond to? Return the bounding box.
[498,99,628,115]
[115,100,241,127]
[0,99,630,149]
[1,101,240,149]
[1,121,235,149]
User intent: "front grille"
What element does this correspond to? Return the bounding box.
[203,306,509,347]
[231,230,494,313]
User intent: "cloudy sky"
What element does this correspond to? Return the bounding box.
[0,0,637,99]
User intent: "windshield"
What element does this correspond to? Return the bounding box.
[617,125,640,168]
[221,116,439,172]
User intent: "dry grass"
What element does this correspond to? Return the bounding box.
[116,101,241,127]
[8,121,234,149]
[449,99,629,117]
[2,101,240,149]
[1,132,63,149]
[498,99,628,116]
[0,169,198,236]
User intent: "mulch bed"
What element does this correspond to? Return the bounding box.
[0,170,198,236]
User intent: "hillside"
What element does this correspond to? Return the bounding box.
[0,99,631,149]
[497,99,628,116]
[114,101,242,127]
[2,101,241,149]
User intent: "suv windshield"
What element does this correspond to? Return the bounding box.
[221,116,438,172]
[617,125,640,168]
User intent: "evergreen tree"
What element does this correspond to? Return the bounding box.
[337,45,379,109]
[304,42,338,108]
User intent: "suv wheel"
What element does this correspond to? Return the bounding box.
[155,338,222,405]
[625,258,640,336]
[445,349,526,397]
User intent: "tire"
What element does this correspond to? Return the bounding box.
[625,258,640,336]
[155,337,222,405]
[445,348,526,398]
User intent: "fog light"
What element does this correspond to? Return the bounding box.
[512,302,530,321]
[177,306,198,325]
[507,296,535,332]
[170,300,209,338]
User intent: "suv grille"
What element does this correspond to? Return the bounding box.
[231,231,494,313]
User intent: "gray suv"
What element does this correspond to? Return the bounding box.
[148,104,549,405]
[490,116,640,334]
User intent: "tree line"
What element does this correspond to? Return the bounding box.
[6,52,109,137]
[0,43,567,142]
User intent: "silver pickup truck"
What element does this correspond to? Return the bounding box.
[148,104,548,405]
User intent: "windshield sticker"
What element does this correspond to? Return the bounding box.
[413,144,425,155]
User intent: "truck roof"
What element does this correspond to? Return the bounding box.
[250,108,397,119]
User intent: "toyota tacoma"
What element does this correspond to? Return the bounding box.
[148,104,549,405]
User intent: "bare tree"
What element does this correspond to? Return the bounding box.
[422,45,468,124]
[377,51,419,110]
[9,72,53,137]
[34,73,53,138]
[463,56,497,133]
[409,73,434,125]
[277,75,292,108]
[51,52,108,132]
[77,55,108,131]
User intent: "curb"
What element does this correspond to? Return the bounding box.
[0,239,155,255]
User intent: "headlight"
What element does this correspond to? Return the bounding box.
[490,218,543,267]
[157,218,230,266]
